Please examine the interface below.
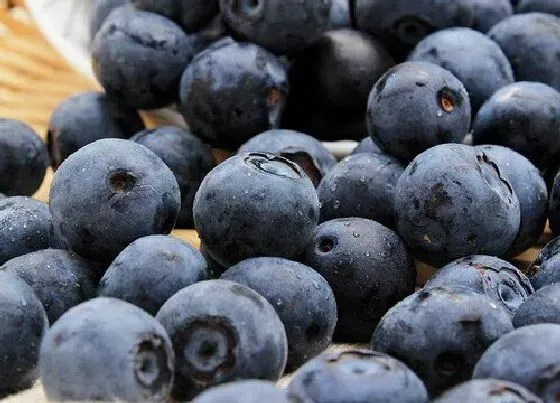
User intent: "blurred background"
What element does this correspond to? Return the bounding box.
[0,1,96,202]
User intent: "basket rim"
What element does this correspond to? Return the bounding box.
[25,0,96,82]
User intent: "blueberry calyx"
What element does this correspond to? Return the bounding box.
[245,153,302,179]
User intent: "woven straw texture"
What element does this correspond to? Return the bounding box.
[0,3,553,402]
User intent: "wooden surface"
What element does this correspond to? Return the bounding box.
[0,4,553,402]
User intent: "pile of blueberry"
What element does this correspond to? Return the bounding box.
[1,0,560,401]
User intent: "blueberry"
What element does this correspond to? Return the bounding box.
[473,324,560,401]
[302,218,416,342]
[1,249,103,323]
[282,30,394,140]
[0,197,64,265]
[238,129,336,187]
[352,137,382,155]
[47,91,145,169]
[0,272,48,398]
[0,119,48,196]
[469,0,513,32]
[330,0,351,28]
[92,6,200,109]
[179,38,288,149]
[200,241,227,279]
[317,153,405,228]
[287,350,429,403]
[132,0,220,33]
[489,13,560,91]
[528,236,560,289]
[192,380,291,403]
[367,62,471,162]
[372,286,513,396]
[193,153,319,267]
[472,82,560,170]
[220,0,332,55]
[475,145,548,255]
[40,298,174,401]
[425,255,534,316]
[155,280,287,400]
[434,379,542,403]
[221,257,337,369]
[517,0,560,16]
[355,0,474,59]
[408,28,514,115]
[49,138,180,262]
[395,144,521,266]
[548,175,560,237]
[181,42,288,149]
[90,0,129,40]
[513,284,560,327]
[98,235,207,315]
[131,126,215,228]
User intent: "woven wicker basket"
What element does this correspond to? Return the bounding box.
[0,3,552,401]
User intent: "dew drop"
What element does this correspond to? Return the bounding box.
[333,200,341,209]
[437,110,443,117]
[353,232,360,238]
